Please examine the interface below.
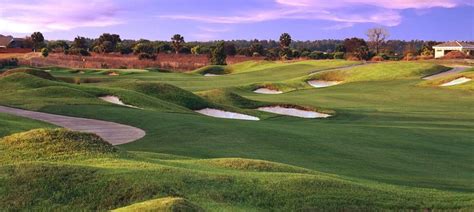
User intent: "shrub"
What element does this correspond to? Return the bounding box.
[333,52,345,59]
[138,53,156,60]
[308,51,326,60]
[133,42,155,55]
[0,58,19,69]
[371,55,384,61]
[301,51,311,58]
[443,51,468,59]
[210,41,227,65]
[68,48,90,56]
[41,48,49,57]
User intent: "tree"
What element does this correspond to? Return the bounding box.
[250,39,264,55]
[95,33,121,53]
[210,41,227,65]
[171,34,185,54]
[366,27,389,54]
[343,37,367,53]
[31,32,45,51]
[224,43,237,56]
[72,36,88,49]
[353,46,370,60]
[279,33,292,48]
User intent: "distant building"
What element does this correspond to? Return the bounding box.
[7,38,26,48]
[0,34,30,49]
[0,35,13,49]
[433,41,474,58]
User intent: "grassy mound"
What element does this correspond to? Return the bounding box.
[112,197,203,212]
[308,62,449,83]
[0,68,56,81]
[0,128,116,160]
[193,65,232,75]
[198,158,312,173]
[419,68,474,90]
[117,82,212,110]
[197,89,267,109]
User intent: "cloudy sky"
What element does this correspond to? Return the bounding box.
[0,0,473,41]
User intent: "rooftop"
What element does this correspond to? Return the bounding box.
[434,41,474,48]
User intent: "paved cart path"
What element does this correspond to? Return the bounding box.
[0,105,146,145]
[423,66,471,80]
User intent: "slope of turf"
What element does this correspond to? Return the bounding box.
[112,197,203,212]
[0,60,473,210]
[0,129,472,211]
[307,62,449,83]
[419,67,474,91]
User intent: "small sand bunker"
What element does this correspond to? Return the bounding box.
[308,80,342,88]
[108,72,119,76]
[258,106,331,118]
[99,96,140,109]
[204,73,220,77]
[253,88,283,94]
[195,108,259,121]
[440,77,472,87]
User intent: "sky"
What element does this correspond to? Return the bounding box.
[0,0,473,41]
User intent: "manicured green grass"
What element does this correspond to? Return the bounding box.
[0,129,472,211]
[308,61,449,82]
[419,67,474,91]
[0,60,473,210]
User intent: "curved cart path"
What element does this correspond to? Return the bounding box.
[0,105,145,145]
[423,66,471,80]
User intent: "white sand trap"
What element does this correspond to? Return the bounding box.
[108,72,119,76]
[99,96,140,109]
[258,106,331,118]
[195,108,259,121]
[253,88,283,94]
[204,73,220,77]
[308,80,342,88]
[440,77,472,87]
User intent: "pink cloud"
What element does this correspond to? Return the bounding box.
[0,0,123,33]
[160,0,470,29]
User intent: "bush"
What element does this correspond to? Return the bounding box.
[443,51,468,59]
[41,48,49,57]
[333,52,345,59]
[210,42,227,65]
[370,55,384,61]
[308,51,326,60]
[0,58,19,69]
[301,51,311,58]
[133,42,155,55]
[138,53,156,60]
[68,48,90,56]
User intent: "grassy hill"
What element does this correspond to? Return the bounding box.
[0,60,473,210]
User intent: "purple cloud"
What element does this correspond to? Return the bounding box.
[159,0,470,27]
[0,0,123,33]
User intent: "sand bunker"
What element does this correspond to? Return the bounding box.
[99,96,140,109]
[440,77,472,87]
[108,72,119,76]
[204,73,220,77]
[258,106,331,118]
[195,108,259,121]
[253,88,283,94]
[308,80,342,88]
